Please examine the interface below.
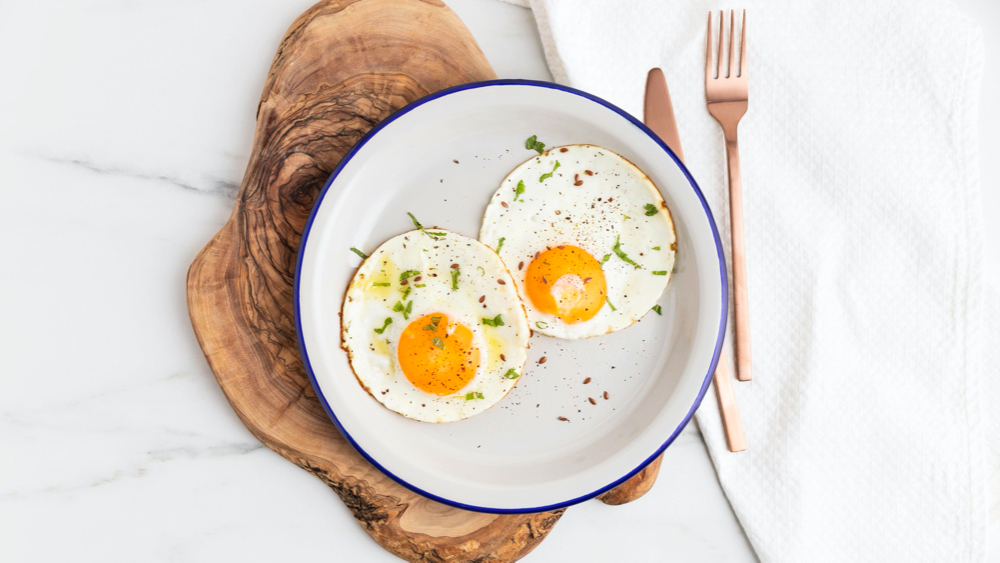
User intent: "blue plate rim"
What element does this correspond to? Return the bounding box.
[293,78,728,514]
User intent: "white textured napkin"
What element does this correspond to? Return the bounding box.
[501,0,990,560]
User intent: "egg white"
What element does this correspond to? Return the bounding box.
[479,144,677,339]
[341,229,530,422]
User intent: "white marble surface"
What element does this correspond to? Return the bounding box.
[0,0,996,561]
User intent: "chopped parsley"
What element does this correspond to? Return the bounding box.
[612,235,642,269]
[623,215,632,220]
[465,391,485,400]
[372,282,391,287]
[407,212,446,239]
[601,254,611,264]
[651,271,668,275]
[496,237,506,254]
[393,300,413,320]
[477,266,485,276]
[525,135,545,154]
[539,160,561,182]
[606,297,617,311]
[652,246,661,251]
[399,270,420,281]
[652,305,662,315]
[503,369,519,379]
[432,336,445,349]
[644,203,658,216]
[535,321,548,329]
[373,317,393,334]
[422,316,441,331]
[514,180,525,201]
[414,284,426,288]
[482,314,505,327]
[350,247,368,259]
[399,285,411,301]
[450,268,460,290]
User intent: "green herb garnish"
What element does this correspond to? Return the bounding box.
[623,215,631,220]
[407,212,445,239]
[399,285,411,301]
[652,246,661,251]
[350,247,368,259]
[525,135,545,154]
[503,369,519,379]
[422,316,442,331]
[535,321,548,329]
[477,266,485,276]
[393,300,413,320]
[644,203,658,216]
[432,336,445,349]
[482,314,505,327]
[496,237,506,254]
[400,270,420,281]
[652,305,662,315]
[465,391,485,400]
[612,235,641,269]
[414,284,426,288]
[514,180,525,201]
[373,317,393,334]
[601,254,611,264]
[451,268,460,290]
[651,271,668,276]
[539,160,561,182]
[606,297,617,312]
[372,282,391,287]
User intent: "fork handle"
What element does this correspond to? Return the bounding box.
[724,132,752,382]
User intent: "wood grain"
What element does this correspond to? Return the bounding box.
[185,1,567,560]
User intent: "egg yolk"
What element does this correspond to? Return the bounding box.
[524,245,607,324]
[398,313,480,395]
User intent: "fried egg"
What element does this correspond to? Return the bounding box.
[341,229,530,422]
[479,144,676,339]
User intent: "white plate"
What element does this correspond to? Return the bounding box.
[295,80,726,513]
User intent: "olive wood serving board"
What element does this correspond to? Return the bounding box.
[186,1,660,560]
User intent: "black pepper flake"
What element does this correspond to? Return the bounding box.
[589,397,597,405]
[584,377,592,384]
[479,295,485,303]
[518,261,524,270]
[558,416,569,421]
[497,279,506,285]
[538,356,547,364]
[603,391,610,399]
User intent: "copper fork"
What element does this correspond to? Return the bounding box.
[706,10,752,382]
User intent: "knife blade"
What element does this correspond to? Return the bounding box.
[643,68,685,162]
[643,67,746,452]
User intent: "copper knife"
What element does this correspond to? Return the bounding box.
[644,68,746,452]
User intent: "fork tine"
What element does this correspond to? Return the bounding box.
[739,9,747,78]
[727,10,735,78]
[706,11,713,80]
[717,10,723,79]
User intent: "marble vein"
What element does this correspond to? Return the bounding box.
[32,152,240,198]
